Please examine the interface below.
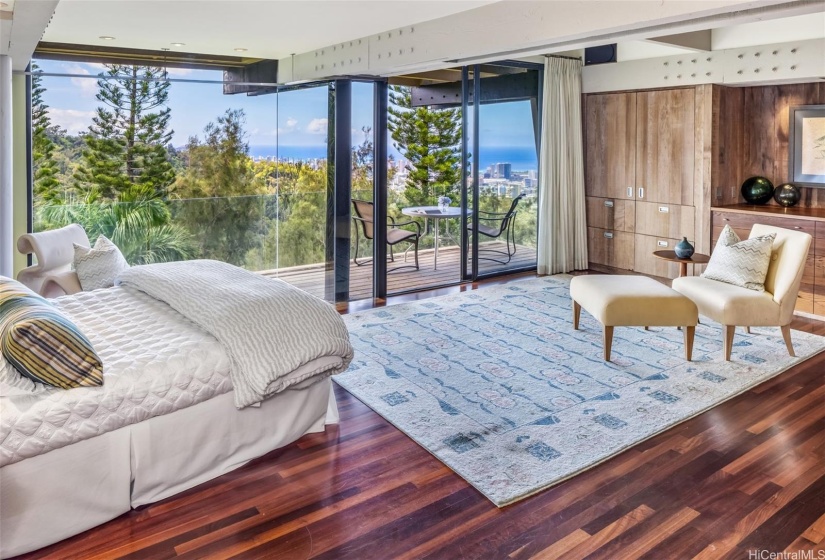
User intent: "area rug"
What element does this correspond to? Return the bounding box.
[335,275,825,507]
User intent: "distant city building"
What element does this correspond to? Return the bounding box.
[494,163,512,180]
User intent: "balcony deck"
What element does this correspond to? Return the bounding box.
[261,241,536,300]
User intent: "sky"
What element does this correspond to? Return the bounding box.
[36,60,538,163]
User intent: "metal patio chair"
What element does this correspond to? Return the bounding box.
[352,199,421,271]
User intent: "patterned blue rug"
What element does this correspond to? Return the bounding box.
[336,276,825,506]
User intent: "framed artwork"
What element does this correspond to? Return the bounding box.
[789,104,825,187]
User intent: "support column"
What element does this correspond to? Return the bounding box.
[0,55,13,278]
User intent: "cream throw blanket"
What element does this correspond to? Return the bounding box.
[117,260,353,408]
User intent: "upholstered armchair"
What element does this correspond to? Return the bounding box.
[672,224,812,361]
[16,224,89,298]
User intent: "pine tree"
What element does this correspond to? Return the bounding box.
[388,86,462,206]
[31,63,61,205]
[74,64,175,200]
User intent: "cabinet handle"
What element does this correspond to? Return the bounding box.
[638,187,645,199]
[658,206,669,213]
[627,187,633,198]
[604,200,614,208]
[723,218,730,221]
[657,240,668,247]
[604,232,614,239]
[794,226,801,230]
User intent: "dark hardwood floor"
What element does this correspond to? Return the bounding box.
[16,273,825,560]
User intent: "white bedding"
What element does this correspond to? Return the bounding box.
[0,286,233,467]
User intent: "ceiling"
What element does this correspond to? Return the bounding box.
[41,0,495,60]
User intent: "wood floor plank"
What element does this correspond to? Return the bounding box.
[12,270,825,560]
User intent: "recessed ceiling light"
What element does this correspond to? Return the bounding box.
[99,36,116,40]
[170,42,186,47]
[234,48,248,52]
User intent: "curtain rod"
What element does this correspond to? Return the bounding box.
[544,54,582,61]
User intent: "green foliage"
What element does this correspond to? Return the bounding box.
[38,186,193,265]
[31,64,61,205]
[388,86,461,206]
[170,109,266,266]
[73,65,175,200]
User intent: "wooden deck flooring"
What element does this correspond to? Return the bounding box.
[264,241,537,300]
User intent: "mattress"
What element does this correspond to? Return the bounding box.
[0,286,233,467]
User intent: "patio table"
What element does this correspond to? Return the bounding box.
[401,206,467,270]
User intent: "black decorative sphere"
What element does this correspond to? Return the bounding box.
[741,176,774,205]
[773,183,801,207]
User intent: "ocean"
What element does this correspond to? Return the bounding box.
[249,145,539,172]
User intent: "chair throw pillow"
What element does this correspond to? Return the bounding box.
[0,277,103,389]
[701,225,776,291]
[73,234,129,291]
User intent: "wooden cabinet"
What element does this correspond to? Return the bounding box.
[584,88,698,280]
[587,228,634,270]
[585,197,635,233]
[635,89,695,206]
[711,206,825,317]
[633,234,683,278]
[585,93,636,200]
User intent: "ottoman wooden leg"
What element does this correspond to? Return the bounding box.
[573,301,581,330]
[603,325,614,361]
[684,326,695,361]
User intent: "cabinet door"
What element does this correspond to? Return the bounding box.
[815,222,825,317]
[635,201,694,239]
[636,89,695,206]
[587,227,634,270]
[633,234,683,279]
[586,197,635,233]
[585,93,636,200]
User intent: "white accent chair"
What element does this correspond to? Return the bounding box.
[16,224,89,298]
[672,224,812,361]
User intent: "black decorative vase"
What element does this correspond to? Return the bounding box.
[741,176,774,205]
[773,183,801,207]
[675,237,695,259]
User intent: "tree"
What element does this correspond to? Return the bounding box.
[74,64,175,200]
[388,86,462,206]
[31,63,61,205]
[171,109,266,266]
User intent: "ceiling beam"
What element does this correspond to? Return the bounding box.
[279,0,821,83]
[646,30,713,51]
[6,0,59,70]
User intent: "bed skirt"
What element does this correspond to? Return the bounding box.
[0,379,338,558]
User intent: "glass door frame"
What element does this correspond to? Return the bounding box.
[461,60,544,283]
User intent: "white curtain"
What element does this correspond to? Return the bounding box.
[537,56,588,275]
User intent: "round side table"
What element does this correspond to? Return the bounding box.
[652,250,710,277]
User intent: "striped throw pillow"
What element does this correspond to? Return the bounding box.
[702,225,776,292]
[73,234,129,291]
[0,277,103,389]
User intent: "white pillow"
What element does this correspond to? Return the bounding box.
[73,235,130,291]
[702,225,775,292]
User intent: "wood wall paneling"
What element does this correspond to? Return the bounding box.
[816,222,825,316]
[714,83,825,209]
[585,197,635,232]
[635,89,695,206]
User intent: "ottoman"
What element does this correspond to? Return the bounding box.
[570,275,699,361]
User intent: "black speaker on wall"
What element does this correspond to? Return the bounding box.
[584,44,617,66]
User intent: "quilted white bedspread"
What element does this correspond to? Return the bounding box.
[0,287,233,467]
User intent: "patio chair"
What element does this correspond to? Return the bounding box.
[468,193,525,264]
[352,200,421,271]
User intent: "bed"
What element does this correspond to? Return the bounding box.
[0,261,353,558]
